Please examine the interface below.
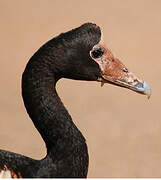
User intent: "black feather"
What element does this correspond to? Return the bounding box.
[0,23,101,177]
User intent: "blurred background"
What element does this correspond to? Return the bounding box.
[0,0,160,177]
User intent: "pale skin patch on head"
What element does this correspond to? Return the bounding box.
[88,31,151,98]
[89,32,142,83]
[90,36,119,76]
[0,165,22,178]
[90,29,115,70]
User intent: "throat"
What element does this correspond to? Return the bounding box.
[22,66,86,153]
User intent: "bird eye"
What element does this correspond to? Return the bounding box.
[91,48,103,59]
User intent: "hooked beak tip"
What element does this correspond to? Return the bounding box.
[143,81,151,99]
[135,81,151,99]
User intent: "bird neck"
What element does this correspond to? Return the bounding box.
[22,62,86,154]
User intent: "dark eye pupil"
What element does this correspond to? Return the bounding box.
[91,48,103,58]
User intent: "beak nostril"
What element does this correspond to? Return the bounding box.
[123,68,129,73]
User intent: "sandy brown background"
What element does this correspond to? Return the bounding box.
[0,0,160,177]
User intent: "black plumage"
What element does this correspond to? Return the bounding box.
[0,22,150,178]
[0,23,101,178]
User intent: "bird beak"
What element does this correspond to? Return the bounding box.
[100,68,151,99]
[95,45,151,98]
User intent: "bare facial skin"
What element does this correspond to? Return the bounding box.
[90,41,151,98]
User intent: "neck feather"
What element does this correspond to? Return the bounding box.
[20,23,102,176]
[22,59,85,152]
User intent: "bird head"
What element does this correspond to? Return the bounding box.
[90,39,151,98]
[56,23,151,98]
